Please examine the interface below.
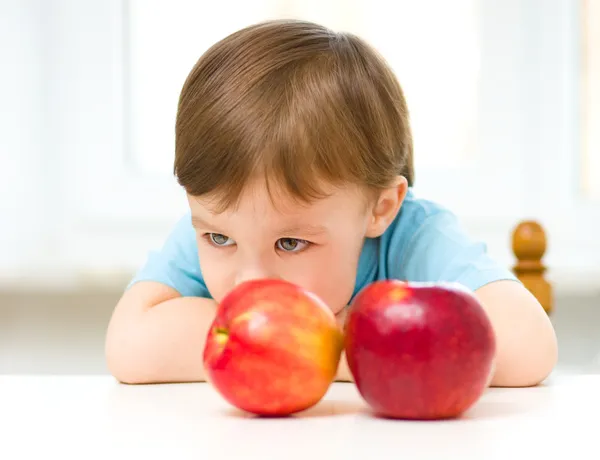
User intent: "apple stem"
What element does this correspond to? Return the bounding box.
[214,327,229,346]
[215,327,229,336]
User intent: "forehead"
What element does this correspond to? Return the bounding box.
[188,180,366,222]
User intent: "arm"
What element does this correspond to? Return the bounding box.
[105,281,218,384]
[333,280,558,386]
[474,279,558,387]
[334,307,354,382]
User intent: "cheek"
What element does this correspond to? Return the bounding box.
[196,245,233,303]
[293,240,363,313]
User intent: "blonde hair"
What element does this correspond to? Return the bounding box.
[174,19,414,212]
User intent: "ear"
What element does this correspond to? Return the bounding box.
[365,176,408,238]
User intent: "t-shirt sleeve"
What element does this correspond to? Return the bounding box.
[126,212,211,298]
[390,210,519,291]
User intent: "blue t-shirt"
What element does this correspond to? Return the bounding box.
[127,188,517,298]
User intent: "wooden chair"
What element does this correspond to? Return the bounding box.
[512,221,552,314]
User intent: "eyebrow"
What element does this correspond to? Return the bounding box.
[191,216,206,228]
[191,216,227,234]
[191,216,327,237]
[277,224,328,237]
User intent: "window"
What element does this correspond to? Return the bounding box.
[583,0,600,200]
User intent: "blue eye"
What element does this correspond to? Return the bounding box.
[208,233,235,246]
[277,238,309,252]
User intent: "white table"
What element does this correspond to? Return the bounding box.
[1,373,598,459]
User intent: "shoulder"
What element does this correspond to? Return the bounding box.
[381,188,518,291]
[126,212,211,298]
[380,188,454,265]
[384,188,450,246]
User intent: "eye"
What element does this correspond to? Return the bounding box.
[276,238,309,253]
[208,233,235,247]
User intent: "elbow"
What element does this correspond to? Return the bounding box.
[475,280,559,388]
[105,335,141,385]
[491,325,558,388]
[106,347,158,385]
[106,355,144,385]
[105,323,153,385]
[537,327,559,383]
[533,328,559,385]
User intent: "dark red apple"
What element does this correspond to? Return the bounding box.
[344,280,496,419]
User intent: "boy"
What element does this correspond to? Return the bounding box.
[105,19,557,387]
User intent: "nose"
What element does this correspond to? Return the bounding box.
[234,264,280,287]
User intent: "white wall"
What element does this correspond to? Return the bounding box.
[1,0,46,281]
[1,0,598,294]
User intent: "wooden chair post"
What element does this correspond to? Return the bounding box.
[512,221,553,314]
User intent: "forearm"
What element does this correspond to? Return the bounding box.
[106,293,218,384]
[475,280,558,387]
[333,282,558,387]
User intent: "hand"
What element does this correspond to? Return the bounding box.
[334,306,349,332]
[334,306,354,382]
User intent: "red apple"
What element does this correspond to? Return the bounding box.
[203,279,343,416]
[344,280,496,419]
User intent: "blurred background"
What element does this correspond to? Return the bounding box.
[0,0,598,375]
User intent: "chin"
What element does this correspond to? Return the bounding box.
[319,285,355,313]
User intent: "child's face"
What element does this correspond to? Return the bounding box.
[187,180,374,315]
